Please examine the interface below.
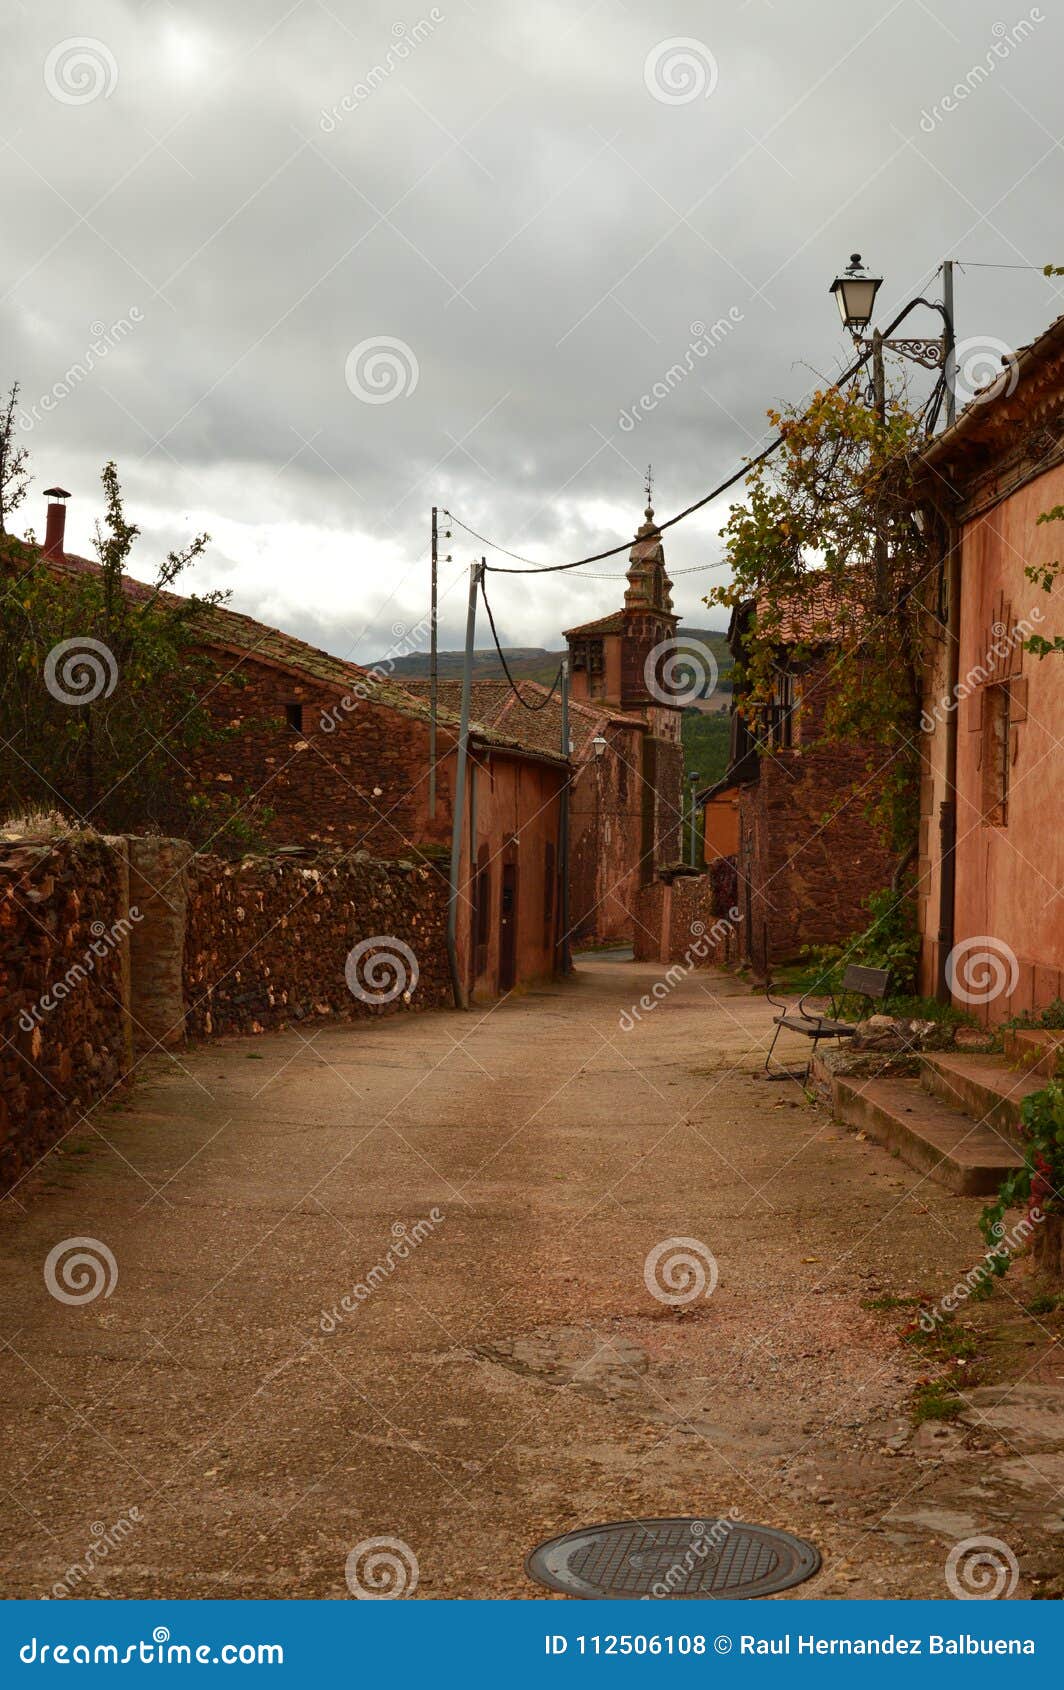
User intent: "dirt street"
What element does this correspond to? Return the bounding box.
[2,958,1062,1600]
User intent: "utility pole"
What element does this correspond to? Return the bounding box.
[429,506,438,817]
[559,657,572,976]
[446,558,482,1011]
[942,259,956,428]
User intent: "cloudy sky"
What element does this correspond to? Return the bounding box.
[3,0,1062,661]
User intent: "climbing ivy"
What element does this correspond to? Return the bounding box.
[708,383,934,851]
[1024,505,1064,658]
[980,1082,1064,1277]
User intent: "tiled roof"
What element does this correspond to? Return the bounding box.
[22,546,566,760]
[921,310,1064,467]
[729,575,853,650]
[403,677,645,759]
[563,610,625,638]
[760,574,852,644]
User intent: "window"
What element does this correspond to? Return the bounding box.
[284,702,304,733]
[766,671,795,750]
[981,684,1011,826]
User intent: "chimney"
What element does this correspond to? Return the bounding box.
[43,486,71,559]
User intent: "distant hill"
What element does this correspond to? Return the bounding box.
[377,627,733,693]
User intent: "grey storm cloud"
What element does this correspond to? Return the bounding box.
[2,0,1062,660]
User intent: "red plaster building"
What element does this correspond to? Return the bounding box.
[916,313,1064,1023]
[699,591,895,977]
[409,677,649,948]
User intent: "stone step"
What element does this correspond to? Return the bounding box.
[1003,1027,1064,1078]
[834,1074,1024,1196]
[921,1052,1045,1137]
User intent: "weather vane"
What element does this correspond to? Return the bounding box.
[644,463,653,506]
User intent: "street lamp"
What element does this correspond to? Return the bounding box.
[828,253,956,428]
[828,253,882,333]
[591,734,607,759]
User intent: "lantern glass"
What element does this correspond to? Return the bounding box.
[829,254,882,332]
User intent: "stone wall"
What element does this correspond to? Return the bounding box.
[1,833,451,1194]
[737,654,896,975]
[181,656,455,859]
[0,835,133,1195]
[633,863,741,967]
[183,849,451,1038]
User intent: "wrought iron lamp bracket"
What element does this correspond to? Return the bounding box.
[854,334,947,370]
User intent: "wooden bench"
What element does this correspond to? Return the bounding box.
[764,963,891,1080]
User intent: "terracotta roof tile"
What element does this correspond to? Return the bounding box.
[21,547,566,760]
[403,677,645,759]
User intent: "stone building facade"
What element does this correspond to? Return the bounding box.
[700,596,894,977]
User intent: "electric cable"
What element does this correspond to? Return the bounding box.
[447,334,881,574]
[479,572,564,711]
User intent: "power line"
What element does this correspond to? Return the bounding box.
[479,572,564,711]
[954,260,1049,271]
[448,335,878,575]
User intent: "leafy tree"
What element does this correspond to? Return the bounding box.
[707,383,932,852]
[0,383,31,535]
[1,457,265,848]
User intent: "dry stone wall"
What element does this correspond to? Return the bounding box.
[183,849,451,1038]
[1,835,451,1194]
[0,835,133,1194]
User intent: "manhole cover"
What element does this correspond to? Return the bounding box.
[526,1517,820,1600]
